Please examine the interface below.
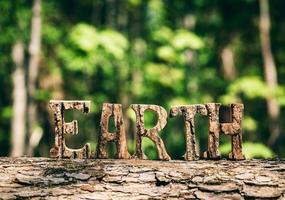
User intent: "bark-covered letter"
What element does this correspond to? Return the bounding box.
[96,103,130,159]
[220,103,245,160]
[170,104,207,160]
[131,104,170,160]
[49,100,91,159]
[203,103,222,159]
[203,103,245,160]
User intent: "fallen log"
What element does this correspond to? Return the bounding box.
[0,157,284,199]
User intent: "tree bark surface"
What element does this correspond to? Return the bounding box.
[0,157,284,199]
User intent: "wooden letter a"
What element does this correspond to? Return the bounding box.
[96,103,130,159]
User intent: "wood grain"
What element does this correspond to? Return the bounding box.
[0,158,284,199]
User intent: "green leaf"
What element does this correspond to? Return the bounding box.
[220,76,272,104]
[142,137,157,159]
[57,45,98,74]
[145,63,184,89]
[128,0,141,7]
[156,45,175,62]
[34,89,51,101]
[69,23,98,52]
[172,29,204,50]
[220,142,274,159]
[99,30,128,60]
[243,116,257,132]
[276,86,285,106]
[152,26,173,43]
[43,24,62,44]
[230,76,270,98]
[1,106,12,120]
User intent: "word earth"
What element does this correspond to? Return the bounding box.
[49,100,245,161]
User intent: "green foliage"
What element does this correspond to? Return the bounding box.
[69,24,99,52]
[172,30,204,50]
[128,0,142,7]
[243,116,258,132]
[152,27,173,43]
[157,46,176,62]
[145,63,184,89]
[142,137,158,160]
[147,0,166,32]
[58,23,129,75]
[34,89,51,101]
[1,107,12,120]
[42,24,62,45]
[220,142,274,159]
[220,76,274,104]
[99,30,129,59]
[276,86,285,106]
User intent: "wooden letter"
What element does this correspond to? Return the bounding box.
[203,103,245,160]
[49,100,91,159]
[203,103,221,159]
[96,103,130,159]
[220,103,245,160]
[131,104,170,160]
[169,104,207,160]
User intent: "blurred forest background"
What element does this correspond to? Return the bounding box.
[1,0,285,159]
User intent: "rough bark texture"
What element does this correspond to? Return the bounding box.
[131,104,171,160]
[49,101,245,161]
[170,104,207,161]
[49,100,91,159]
[169,103,245,161]
[0,157,284,199]
[96,103,130,159]
[220,104,245,160]
[204,103,245,160]
[204,103,221,159]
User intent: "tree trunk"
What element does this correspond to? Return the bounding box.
[221,46,237,81]
[259,0,280,146]
[27,0,42,156]
[10,41,27,157]
[0,157,284,199]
